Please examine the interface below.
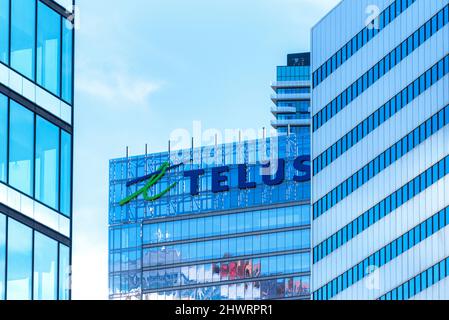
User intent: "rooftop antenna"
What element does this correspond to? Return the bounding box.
[190,137,194,164]
[145,144,148,156]
[126,146,129,158]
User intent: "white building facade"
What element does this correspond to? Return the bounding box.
[311,0,449,300]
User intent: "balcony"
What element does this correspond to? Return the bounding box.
[271,93,310,102]
[270,106,297,115]
[271,80,310,89]
[271,119,311,129]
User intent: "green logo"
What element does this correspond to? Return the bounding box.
[119,162,178,206]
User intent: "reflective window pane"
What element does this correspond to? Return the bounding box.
[37,2,61,95]
[7,219,32,300]
[35,116,60,209]
[62,20,73,103]
[0,0,9,64]
[60,131,72,216]
[0,94,7,182]
[9,101,34,196]
[59,244,70,300]
[33,232,58,300]
[10,0,36,80]
[0,214,5,300]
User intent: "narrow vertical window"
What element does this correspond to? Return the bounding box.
[0,94,7,182]
[37,2,61,96]
[10,0,36,80]
[35,116,60,209]
[62,18,73,103]
[9,101,34,196]
[0,214,5,300]
[60,130,72,216]
[7,219,32,300]
[0,0,9,64]
[33,232,58,300]
[59,244,70,300]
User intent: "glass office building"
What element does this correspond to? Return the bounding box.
[0,0,74,300]
[311,0,449,299]
[271,53,311,136]
[109,134,311,300]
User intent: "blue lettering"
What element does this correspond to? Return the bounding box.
[212,166,230,193]
[184,169,205,195]
[238,164,256,190]
[293,155,311,182]
[262,159,285,186]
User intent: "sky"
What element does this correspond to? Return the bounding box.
[72,0,341,300]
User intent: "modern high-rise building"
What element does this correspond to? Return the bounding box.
[271,53,311,136]
[0,0,74,300]
[311,0,449,300]
[109,134,311,300]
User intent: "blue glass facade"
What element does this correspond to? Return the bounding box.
[0,0,74,300]
[271,53,311,136]
[109,134,311,300]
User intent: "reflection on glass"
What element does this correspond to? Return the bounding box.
[9,101,34,196]
[7,219,32,300]
[59,244,70,300]
[36,116,60,209]
[0,94,7,182]
[0,0,8,64]
[33,232,58,300]
[62,19,73,103]
[0,214,5,300]
[10,0,36,80]
[60,131,72,216]
[37,2,61,96]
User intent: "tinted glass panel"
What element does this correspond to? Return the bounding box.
[37,2,61,95]
[33,232,58,300]
[0,0,9,64]
[60,131,72,216]
[59,244,70,300]
[9,101,34,196]
[0,94,6,182]
[7,219,32,300]
[35,117,60,209]
[10,0,36,79]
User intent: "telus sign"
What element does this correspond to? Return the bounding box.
[120,155,310,206]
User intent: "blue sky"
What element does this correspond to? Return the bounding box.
[72,0,340,299]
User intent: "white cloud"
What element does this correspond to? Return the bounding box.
[77,71,162,105]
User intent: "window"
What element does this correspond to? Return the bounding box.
[10,0,36,80]
[0,214,5,300]
[33,232,58,300]
[36,117,60,210]
[0,0,8,64]
[0,94,6,182]
[9,101,34,196]
[37,2,61,96]
[7,219,33,300]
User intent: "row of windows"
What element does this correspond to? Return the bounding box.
[313,4,449,132]
[140,253,309,291]
[379,256,449,300]
[313,54,449,176]
[314,102,449,221]
[141,205,310,246]
[314,155,449,264]
[277,113,309,120]
[0,213,70,300]
[314,205,449,300]
[112,276,311,300]
[276,88,310,94]
[277,100,310,112]
[277,66,310,82]
[312,0,417,88]
[143,229,310,267]
[0,0,73,103]
[0,94,72,216]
